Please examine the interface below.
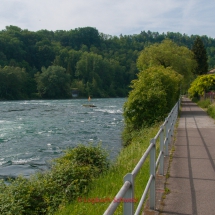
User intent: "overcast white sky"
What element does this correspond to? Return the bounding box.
[0,0,215,38]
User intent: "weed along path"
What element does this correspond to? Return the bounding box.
[161,97,215,215]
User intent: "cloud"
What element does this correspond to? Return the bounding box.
[0,0,214,37]
[179,0,215,36]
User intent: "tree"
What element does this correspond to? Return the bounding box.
[76,52,102,83]
[192,36,208,75]
[35,40,56,69]
[35,66,71,98]
[123,66,182,134]
[137,39,197,91]
[0,66,29,99]
[75,52,108,97]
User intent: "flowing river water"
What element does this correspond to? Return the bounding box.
[0,98,125,179]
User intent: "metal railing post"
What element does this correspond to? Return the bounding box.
[159,126,164,175]
[165,117,169,156]
[178,98,180,115]
[123,173,134,215]
[150,138,156,209]
[178,98,181,115]
[172,104,177,135]
[169,112,173,144]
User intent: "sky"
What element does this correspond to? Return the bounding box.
[0,0,215,38]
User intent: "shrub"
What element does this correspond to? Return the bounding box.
[188,74,215,98]
[197,99,211,108]
[55,125,160,215]
[207,103,215,119]
[123,66,182,145]
[0,144,109,215]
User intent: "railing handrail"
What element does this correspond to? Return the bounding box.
[103,98,180,215]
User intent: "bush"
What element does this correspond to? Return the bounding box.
[123,66,182,145]
[197,99,211,108]
[207,103,215,119]
[55,125,160,215]
[0,144,109,215]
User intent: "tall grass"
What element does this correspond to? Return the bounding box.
[55,124,160,215]
[207,103,215,119]
[197,99,211,108]
[196,99,215,119]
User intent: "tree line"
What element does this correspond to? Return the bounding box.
[0,25,214,99]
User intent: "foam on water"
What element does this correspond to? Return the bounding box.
[12,157,40,165]
[0,98,125,178]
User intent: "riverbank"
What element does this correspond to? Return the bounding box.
[55,124,160,215]
[0,144,109,214]
[0,122,163,215]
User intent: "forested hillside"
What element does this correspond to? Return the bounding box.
[0,25,215,99]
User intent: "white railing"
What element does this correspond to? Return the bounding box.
[103,98,180,215]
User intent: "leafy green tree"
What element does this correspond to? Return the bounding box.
[75,52,108,97]
[53,49,82,79]
[0,66,29,99]
[123,66,182,133]
[192,36,208,75]
[70,79,86,97]
[207,47,215,70]
[76,52,105,82]
[35,40,55,69]
[35,66,71,98]
[188,74,215,98]
[137,39,197,91]
[62,27,101,49]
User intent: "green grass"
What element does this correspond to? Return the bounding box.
[207,103,215,119]
[55,124,160,215]
[195,98,215,119]
[197,99,212,108]
[0,123,162,215]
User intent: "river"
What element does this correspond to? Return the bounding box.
[0,98,125,179]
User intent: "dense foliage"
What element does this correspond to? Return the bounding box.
[35,66,71,98]
[123,66,182,132]
[0,25,215,99]
[0,66,31,99]
[137,39,197,91]
[188,74,215,98]
[192,36,208,75]
[0,144,109,215]
[122,40,199,145]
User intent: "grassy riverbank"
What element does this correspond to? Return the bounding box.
[55,124,160,215]
[0,144,109,215]
[0,123,160,215]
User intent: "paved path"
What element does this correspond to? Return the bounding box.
[161,98,215,215]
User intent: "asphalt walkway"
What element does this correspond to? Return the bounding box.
[161,97,215,215]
